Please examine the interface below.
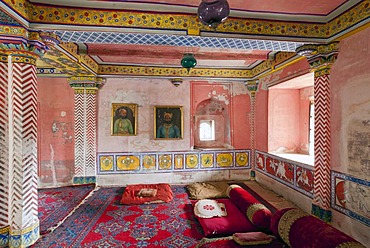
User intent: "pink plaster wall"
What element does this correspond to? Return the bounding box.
[260,85,312,154]
[331,27,370,178]
[256,59,311,151]
[329,27,370,246]
[232,88,251,149]
[255,86,268,151]
[37,77,75,187]
[299,86,313,153]
[191,82,233,148]
[268,89,300,153]
[190,81,249,149]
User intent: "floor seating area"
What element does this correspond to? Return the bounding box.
[34,181,366,247]
[190,182,365,248]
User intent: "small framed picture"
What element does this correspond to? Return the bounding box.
[111,103,138,136]
[154,106,183,139]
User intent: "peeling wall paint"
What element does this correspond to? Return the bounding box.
[38,78,75,187]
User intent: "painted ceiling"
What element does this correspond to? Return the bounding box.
[0,0,369,79]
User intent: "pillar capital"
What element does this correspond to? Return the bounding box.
[38,31,61,48]
[0,30,49,60]
[245,79,259,97]
[68,76,106,93]
[296,42,339,72]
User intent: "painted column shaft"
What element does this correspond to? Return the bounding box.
[297,42,339,221]
[0,54,40,248]
[69,77,104,184]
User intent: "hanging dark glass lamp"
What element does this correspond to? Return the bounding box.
[181,53,197,72]
[197,0,230,29]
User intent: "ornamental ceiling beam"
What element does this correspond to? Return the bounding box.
[1,0,369,43]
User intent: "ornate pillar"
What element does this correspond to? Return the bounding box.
[0,51,10,247]
[0,31,48,247]
[68,76,105,184]
[296,42,339,222]
[245,80,259,178]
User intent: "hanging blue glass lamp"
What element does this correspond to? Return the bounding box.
[181,53,197,72]
[197,0,230,29]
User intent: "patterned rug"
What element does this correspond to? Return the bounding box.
[33,185,204,248]
[38,184,95,234]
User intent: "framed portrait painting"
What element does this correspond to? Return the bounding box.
[154,106,183,139]
[111,103,138,136]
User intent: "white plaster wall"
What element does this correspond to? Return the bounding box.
[97,169,251,186]
[97,78,191,152]
[332,211,370,247]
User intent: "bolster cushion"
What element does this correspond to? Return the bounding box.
[227,184,272,229]
[270,208,366,248]
[193,198,257,238]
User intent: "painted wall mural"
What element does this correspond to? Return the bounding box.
[347,118,370,178]
[98,149,250,174]
[255,151,314,197]
[332,171,370,227]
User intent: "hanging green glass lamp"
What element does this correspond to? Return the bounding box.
[181,53,197,72]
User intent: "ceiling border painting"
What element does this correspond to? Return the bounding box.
[0,0,369,79]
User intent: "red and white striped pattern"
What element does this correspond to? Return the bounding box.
[85,92,97,176]
[73,88,98,177]
[313,72,331,210]
[8,62,38,230]
[74,92,85,176]
[0,60,9,227]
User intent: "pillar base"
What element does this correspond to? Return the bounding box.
[311,203,332,222]
[73,176,96,185]
[250,170,256,180]
[1,222,40,248]
[0,226,9,247]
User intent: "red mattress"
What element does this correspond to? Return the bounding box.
[120,183,173,205]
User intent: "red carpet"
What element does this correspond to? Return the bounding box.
[38,184,95,234]
[33,185,204,247]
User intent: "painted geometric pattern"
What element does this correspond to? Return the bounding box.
[0,60,8,227]
[0,10,21,26]
[313,74,331,210]
[74,92,85,177]
[73,176,96,185]
[8,63,39,231]
[25,0,368,39]
[84,93,97,176]
[255,151,314,198]
[331,171,370,227]
[53,30,302,52]
[97,150,250,174]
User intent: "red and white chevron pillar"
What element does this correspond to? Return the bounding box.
[68,77,105,185]
[0,31,48,247]
[296,42,339,222]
